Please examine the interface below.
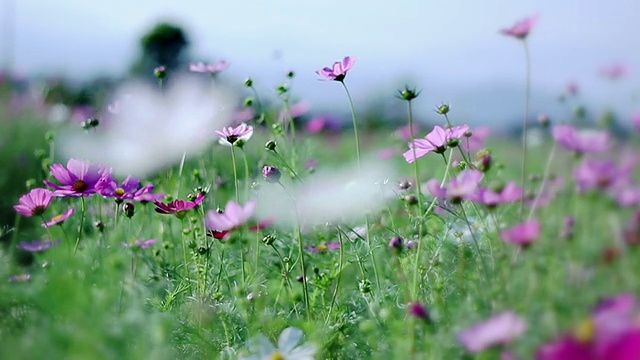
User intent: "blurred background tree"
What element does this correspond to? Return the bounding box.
[130,22,190,76]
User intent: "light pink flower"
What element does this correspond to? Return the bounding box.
[500,15,539,39]
[552,124,609,154]
[403,124,469,163]
[205,200,256,239]
[458,311,527,352]
[215,123,254,147]
[460,127,490,153]
[189,61,229,74]
[14,188,54,217]
[44,159,112,197]
[599,63,630,80]
[426,169,483,204]
[501,219,541,246]
[316,56,356,81]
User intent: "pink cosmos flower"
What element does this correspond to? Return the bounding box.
[215,123,254,147]
[14,188,54,217]
[500,15,539,39]
[279,101,311,123]
[537,293,640,360]
[17,239,61,252]
[124,238,159,249]
[501,219,541,247]
[599,63,630,81]
[306,241,341,253]
[316,56,356,81]
[42,208,74,228]
[44,159,111,197]
[305,114,341,134]
[233,108,256,123]
[427,169,484,204]
[377,147,396,160]
[458,311,527,352]
[403,124,469,163]
[205,200,256,239]
[189,60,229,74]
[395,123,422,141]
[154,192,205,219]
[552,125,609,154]
[460,126,490,153]
[573,158,628,193]
[471,181,524,208]
[100,176,164,203]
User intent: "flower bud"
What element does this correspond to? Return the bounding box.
[265,140,277,151]
[436,103,450,115]
[262,165,281,183]
[123,202,135,218]
[398,179,412,191]
[403,194,418,205]
[389,236,404,251]
[94,220,105,232]
[407,301,430,321]
[358,279,372,294]
[244,78,253,87]
[276,84,288,95]
[397,86,420,101]
[153,66,166,79]
[243,97,254,107]
[262,234,276,246]
[286,70,295,78]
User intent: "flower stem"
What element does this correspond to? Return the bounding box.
[73,196,86,254]
[325,227,344,325]
[230,146,239,203]
[341,81,361,167]
[519,40,532,219]
[528,142,557,220]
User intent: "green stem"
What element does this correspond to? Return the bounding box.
[341,81,361,167]
[176,152,187,199]
[527,142,557,220]
[519,40,531,220]
[325,228,344,325]
[230,146,239,203]
[73,196,86,254]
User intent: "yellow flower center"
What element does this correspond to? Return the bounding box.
[50,214,64,222]
[270,351,285,360]
[115,188,125,196]
[316,243,328,252]
[573,318,594,342]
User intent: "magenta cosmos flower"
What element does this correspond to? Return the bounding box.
[100,175,164,203]
[316,56,356,81]
[552,124,609,154]
[42,208,74,228]
[500,14,539,39]
[17,239,61,252]
[215,123,254,147]
[154,192,205,219]
[189,60,229,74]
[458,311,527,352]
[470,181,524,208]
[205,200,256,239]
[573,158,628,193]
[501,219,541,247]
[537,293,640,360]
[14,188,54,217]
[426,169,483,204]
[44,159,111,197]
[403,124,469,163]
[306,241,340,253]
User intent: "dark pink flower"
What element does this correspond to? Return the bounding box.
[501,219,540,247]
[573,158,628,193]
[552,125,609,154]
[407,302,430,321]
[316,56,356,81]
[458,311,526,352]
[306,241,340,253]
[215,123,254,147]
[500,15,539,39]
[305,114,341,134]
[42,208,74,228]
[428,169,484,204]
[189,60,229,74]
[17,239,61,252]
[154,192,205,219]
[537,293,640,360]
[403,124,469,163]
[100,176,164,203]
[44,159,111,197]
[205,200,256,239]
[14,188,54,217]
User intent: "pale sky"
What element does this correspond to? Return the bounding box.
[3,0,640,125]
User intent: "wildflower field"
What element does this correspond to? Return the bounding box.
[2,15,640,360]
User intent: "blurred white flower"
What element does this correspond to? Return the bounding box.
[239,327,316,360]
[58,76,234,177]
[255,160,398,227]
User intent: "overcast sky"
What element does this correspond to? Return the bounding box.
[3,0,639,125]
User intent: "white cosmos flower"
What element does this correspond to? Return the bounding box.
[58,76,234,177]
[239,327,316,360]
[255,160,398,227]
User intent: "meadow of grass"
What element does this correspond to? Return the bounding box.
[2,19,640,360]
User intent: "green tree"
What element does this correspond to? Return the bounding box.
[131,22,190,76]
